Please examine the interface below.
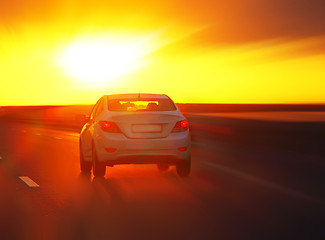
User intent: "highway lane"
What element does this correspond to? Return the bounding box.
[0,116,325,240]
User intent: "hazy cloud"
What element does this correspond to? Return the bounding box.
[1,0,324,45]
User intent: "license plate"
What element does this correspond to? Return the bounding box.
[132,124,162,133]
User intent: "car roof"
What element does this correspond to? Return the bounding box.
[106,94,170,99]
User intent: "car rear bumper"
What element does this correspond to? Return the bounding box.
[94,132,191,165]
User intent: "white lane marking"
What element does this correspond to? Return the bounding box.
[19,176,40,188]
[0,156,2,160]
[54,137,63,140]
[35,133,41,136]
[21,130,27,133]
[203,162,325,205]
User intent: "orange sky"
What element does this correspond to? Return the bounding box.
[1,0,325,105]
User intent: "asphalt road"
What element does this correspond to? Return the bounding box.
[0,115,324,240]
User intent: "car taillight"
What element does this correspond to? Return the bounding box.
[99,121,121,133]
[172,120,189,132]
[178,147,187,151]
[105,148,117,152]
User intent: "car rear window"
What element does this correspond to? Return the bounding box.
[107,98,177,111]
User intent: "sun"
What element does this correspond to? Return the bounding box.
[58,35,151,86]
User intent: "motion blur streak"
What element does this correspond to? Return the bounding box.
[191,123,233,135]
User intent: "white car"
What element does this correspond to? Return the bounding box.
[79,94,191,177]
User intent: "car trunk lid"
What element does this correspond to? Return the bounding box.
[108,112,182,139]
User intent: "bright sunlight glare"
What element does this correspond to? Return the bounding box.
[58,34,159,87]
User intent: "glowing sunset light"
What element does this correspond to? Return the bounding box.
[58,33,162,87]
[0,0,324,105]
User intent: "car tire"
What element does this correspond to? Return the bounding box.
[157,163,169,172]
[176,158,191,177]
[80,141,92,172]
[92,144,106,177]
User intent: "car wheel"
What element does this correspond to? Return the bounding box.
[176,158,191,177]
[80,141,92,172]
[92,144,106,177]
[157,163,169,172]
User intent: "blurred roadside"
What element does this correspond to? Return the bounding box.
[189,111,325,122]
[1,103,324,158]
[1,104,325,132]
